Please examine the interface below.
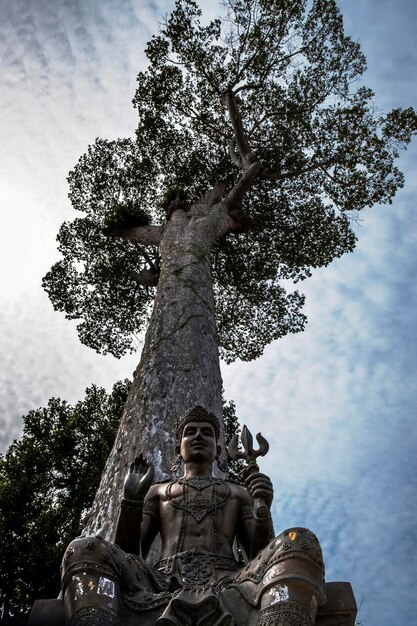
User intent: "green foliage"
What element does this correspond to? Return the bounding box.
[0,381,130,618]
[102,199,151,234]
[160,187,188,214]
[43,0,417,361]
[223,398,245,484]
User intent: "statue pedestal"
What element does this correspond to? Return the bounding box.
[29,581,357,626]
[316,582,357,625]
[28,599,64,625]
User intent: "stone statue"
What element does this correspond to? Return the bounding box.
[61,407,326,625]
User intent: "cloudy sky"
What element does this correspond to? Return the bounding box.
[1,0,416,624]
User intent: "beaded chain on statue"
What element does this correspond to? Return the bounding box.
[165,476,230,554]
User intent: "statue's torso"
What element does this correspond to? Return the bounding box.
[149,477,250,561]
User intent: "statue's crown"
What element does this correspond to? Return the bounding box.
[175,406,221,443]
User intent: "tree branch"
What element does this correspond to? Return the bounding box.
[198,180,228,207]
[225,161,263,207]
[229,138,243,168]
[261,159,335,181]
[209,165,261,240]
[134,243,159,272]
[223,89,255,169]
[233,22,275,86]
[129,268,159,288]
[174,100,229,141]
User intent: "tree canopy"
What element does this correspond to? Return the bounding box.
[43,0,417,363]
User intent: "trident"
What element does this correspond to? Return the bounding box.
[227,425,270,519]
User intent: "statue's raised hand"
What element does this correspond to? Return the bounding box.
[123,454,154,502]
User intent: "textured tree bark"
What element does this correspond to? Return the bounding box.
[83,199,235,539]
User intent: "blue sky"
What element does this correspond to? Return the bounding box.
[0,1,416,624]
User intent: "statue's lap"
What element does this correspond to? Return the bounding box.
[62,527,325,626]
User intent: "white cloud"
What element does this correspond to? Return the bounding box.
[0,289,138,449]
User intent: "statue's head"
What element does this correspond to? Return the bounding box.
[175,406,220,447]
[173,406,224,471]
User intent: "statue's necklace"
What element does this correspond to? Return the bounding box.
[177,476,222,491]
[166,478,230,554]
[165,478,230,523]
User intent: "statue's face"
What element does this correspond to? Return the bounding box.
[180,420,217,464]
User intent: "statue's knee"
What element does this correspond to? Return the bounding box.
[64,535,110,553]
[61,537,127,626]
[260,579,320,611]
[62,535,110,565]
[63,572,126,626]
[258,527,326,623]
[267,527,324,583]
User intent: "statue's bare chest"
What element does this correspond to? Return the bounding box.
[161,477,232,523]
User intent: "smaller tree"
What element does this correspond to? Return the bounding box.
[0,381,130,619]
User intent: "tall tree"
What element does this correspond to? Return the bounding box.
[0,381,130,619]
[43,0,416,538]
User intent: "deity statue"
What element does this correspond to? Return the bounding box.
[61,407,326,626]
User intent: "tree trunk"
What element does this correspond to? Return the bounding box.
[83,202,229,539]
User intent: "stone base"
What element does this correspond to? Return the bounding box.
[28,599,66,625]
[316,582,357,626]
[29,582,357,626]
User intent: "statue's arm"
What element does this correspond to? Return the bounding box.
[236,482,275,559]
[141,486,161,559]
[114,496,143,555]
[114,455,155,556]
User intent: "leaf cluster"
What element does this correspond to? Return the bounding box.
[103,199,151,235]
[223,397,245,483]
[42,139,159,356]
[43,0,417,362]
[0,381,130,618]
